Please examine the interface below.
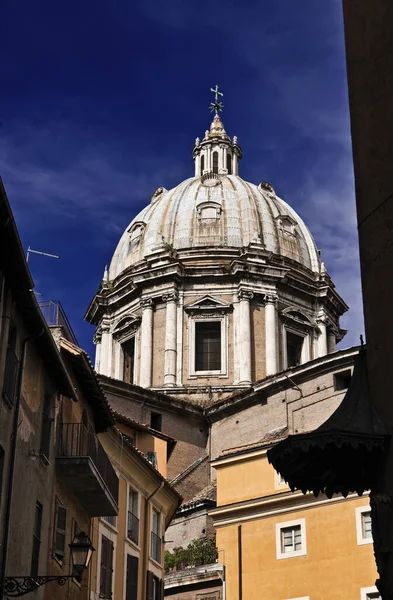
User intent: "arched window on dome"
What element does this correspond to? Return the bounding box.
[212,151,219,174]
[200,155,205,175]
[227,153,232,175]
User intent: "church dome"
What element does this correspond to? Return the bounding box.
[88,98,347,398]
[109,171,320,280]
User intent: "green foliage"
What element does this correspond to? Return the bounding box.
[164,536,218,573]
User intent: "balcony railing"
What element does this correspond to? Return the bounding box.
[2,347,19,405]
[151,532,162,563]
[39,300,78,345]
[56,423,118,515]
[127,511,139,545]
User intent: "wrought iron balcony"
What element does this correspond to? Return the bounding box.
[127,511,139,545]
[56,423,118,516]
[151,532,162,563]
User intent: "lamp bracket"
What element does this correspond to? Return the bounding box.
[3,575,71,597]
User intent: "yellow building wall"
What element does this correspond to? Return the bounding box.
[216,452,278,506]
[214,453,378,600]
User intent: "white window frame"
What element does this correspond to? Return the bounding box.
[275,470,288,490]
[283,325,310,369]
[150,505,162,565]
[360,586,381,600]
[127,485,140,547]
[356,506,373,545]
[189,315,228,378]
[276,518,307,560]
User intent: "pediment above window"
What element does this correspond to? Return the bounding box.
[185,295,232,316]
[112,314,141,339]
[275,214,297,236]
[281,307,315,329]
[196,201,222,221]
[127,221,146,248]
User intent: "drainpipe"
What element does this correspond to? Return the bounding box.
[0,331,42,599]
[142,481,165,599]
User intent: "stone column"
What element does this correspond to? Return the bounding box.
[232,152,238,175]
[327,329,337,354]
[265,295,278,376]
[207,147,212,172]
[93,328,102,373]
[237,290,254,385]
[317,319,328,358]
[195,154,201,177]
[232,292,240,384]
[139,298,153,388]
[176,295,184,386]
[99,322,112,377]
[163,293,178,387]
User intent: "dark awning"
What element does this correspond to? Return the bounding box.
[267,347,387,498]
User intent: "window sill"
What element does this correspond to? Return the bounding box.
[125,536,140,551]
[276,549,307,560]
[149,556,162,568]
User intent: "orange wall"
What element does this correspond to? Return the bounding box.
[214,453,378,600]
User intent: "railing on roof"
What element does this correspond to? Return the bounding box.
[39,300,78,345]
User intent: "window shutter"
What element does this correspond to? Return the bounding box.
[54,500,67,559]
[146,570,154,600]
[126,555,138,600]
[100,536,114,598]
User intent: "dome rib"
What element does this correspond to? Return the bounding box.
[109,175,321,279]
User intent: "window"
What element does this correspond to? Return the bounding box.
[100,535,114,599]
[151,508,161,563]
[286,331,303,368]
[212,151,219,174]
[200,155,205,174]
[3,324,19,405]
[275,471,287,489]
[276,519,306,559]
[361,587,381,600]
[126,555,138,600]
[150,412,162,432]
[128,489,139,545]
[103,515,117,528]
[53,497,67,562]
[146,571,162,600]
[146,451,157,468]
[281,525,301,553]
[356,506,373,545]
[123,338,135,384]
[40,392,53,461]
[195,321,221,371]
[227,153,232,174]
[334,369,352,391]
[31,501,43,576]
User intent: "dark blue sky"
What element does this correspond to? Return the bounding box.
[0,0,362,359]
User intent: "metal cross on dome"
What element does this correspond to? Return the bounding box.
[210,85,224,114]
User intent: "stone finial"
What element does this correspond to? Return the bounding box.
[195,137,200,146]
[103,265,109,282]
[233,135,238,144]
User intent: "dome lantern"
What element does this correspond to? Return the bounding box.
[192,86,242,177]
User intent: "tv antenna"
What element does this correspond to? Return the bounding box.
[26,246,60,263]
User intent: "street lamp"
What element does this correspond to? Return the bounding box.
[2,531,95,597]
